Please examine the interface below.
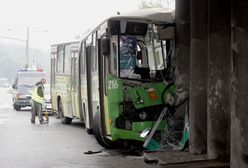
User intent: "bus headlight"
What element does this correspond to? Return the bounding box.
[139,111,147,120]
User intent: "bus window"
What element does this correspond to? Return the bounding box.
[92,32,98,72]
[85,36,94,72]
[80,43,86,75]
[154,39,164,70]
[110,35,118,76]
[51,53,56,88]
[119,35,137,78]
[146,25,166,71]
[64,45,71,75]
[162,40,168,69]
[136,38,149,68]
[94,31,98,71]
[99,21,107,37]
[75,52,79,86]
[57,46,64,73]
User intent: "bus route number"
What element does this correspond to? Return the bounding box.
[108,80,118,90]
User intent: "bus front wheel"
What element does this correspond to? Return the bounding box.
[58,100,72,124]
[93,112,113,148]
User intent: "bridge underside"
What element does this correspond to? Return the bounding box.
[175,0,248,167]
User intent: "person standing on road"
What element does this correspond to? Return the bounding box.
[31,78,46,124]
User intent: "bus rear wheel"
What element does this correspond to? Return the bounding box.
[58,100,72,124]
[93,112,113,148]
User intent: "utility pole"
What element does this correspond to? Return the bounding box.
[2,27,47,68]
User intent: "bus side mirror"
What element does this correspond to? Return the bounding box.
[12,84,16,89]
[100,38,110,56]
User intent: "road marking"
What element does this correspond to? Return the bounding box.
[0,119,9,124]
[0,111,9,124]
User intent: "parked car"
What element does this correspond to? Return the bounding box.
[12,68,47,111]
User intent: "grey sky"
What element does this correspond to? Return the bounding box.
[0,0,175,49]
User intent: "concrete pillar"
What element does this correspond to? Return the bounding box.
[189,0,208,154]
[231,1,248,167]
[174,0,190,116]
[207,0,231,160]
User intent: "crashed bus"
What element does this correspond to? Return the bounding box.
[51,8,188,149]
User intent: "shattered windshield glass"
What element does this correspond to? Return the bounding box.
[117,25,167,80]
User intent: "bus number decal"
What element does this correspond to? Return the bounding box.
[108,80,118,90]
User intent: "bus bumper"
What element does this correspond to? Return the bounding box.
[110,120,166,141]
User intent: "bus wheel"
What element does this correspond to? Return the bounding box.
[58,100,72,124]
[86,128,93,135]
[93,112,113,148]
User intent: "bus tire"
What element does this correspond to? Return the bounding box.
[86,128,93,135]
[93,112,113,148]
[58,100,72,124]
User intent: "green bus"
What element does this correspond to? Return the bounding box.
[51,8,188,148]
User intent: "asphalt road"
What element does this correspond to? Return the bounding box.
[0,88,154,168]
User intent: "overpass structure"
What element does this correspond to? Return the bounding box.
[174,0,247,167]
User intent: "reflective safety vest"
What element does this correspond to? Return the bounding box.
[31,84,45,104]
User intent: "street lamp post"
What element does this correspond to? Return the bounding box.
[1,27,47,68]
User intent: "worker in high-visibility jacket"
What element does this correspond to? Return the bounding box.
[31,78,46,124]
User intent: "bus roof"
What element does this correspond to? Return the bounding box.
[51,8,175,48]
[108,8,175,23]
[51,41,79,53]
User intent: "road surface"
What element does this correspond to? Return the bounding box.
[0,88,154,168]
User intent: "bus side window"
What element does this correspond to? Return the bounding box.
[80,42,86,75]
[57,46,65,73]
[110,35,118,76]
[104,52,109,95]
[64,45,71,75]
[93,31,98,72]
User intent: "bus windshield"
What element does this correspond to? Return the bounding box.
[111,24,168,81]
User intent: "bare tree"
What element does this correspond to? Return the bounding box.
[139,0,163,9]
[139,0,173,9]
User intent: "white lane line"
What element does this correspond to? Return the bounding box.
[0,119,9,124]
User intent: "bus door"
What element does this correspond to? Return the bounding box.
[70,51,81,118]
[91,32,100,124]
[86,44,93,129]
[80,42,91,130]
[50,46,57,110]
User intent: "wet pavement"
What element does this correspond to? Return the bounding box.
[0,88,154,168]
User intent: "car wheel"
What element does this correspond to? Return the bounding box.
[58,100,72,124]
[14,104,21,111]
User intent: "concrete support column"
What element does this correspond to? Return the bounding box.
[189,0,208,154]
[231,1,248,167]
[174,0,190,120]
[207,0,231,160]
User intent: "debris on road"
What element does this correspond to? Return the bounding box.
[84,150,102,155]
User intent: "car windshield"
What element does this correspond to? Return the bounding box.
[17,72,46,86]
